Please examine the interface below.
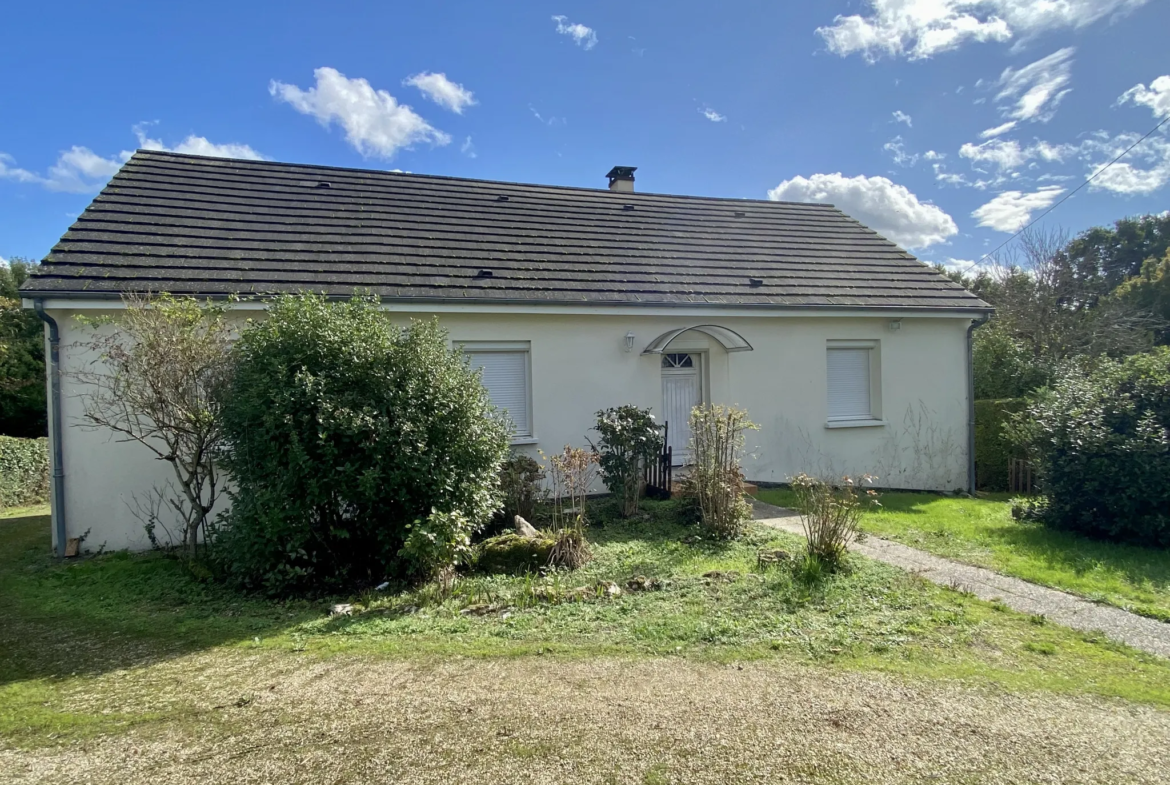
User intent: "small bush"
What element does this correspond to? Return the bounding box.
[494,453,545,533]
[974,398,1027,491]
[475,533,556,575]
[680,405,758,539]
[0,436,49,508]
[214,295,511,594]
[791,474,877,569]
[591,405,663,517]
[1008,348,1170,547]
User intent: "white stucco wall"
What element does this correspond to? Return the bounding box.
[43,305,974,552]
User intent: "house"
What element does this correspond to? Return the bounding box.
[22,151,990,553]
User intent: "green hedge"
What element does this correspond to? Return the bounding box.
[974,398,1026,491]
[0,436,49,508]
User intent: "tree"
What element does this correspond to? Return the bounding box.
[950,229,1163,401]
[1114,249,1170,344]
[71,293,233,558]
[1064,213,1170,291]
[0,258,47,437]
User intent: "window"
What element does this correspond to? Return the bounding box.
[464,345,532,438]
[826,344,877,423]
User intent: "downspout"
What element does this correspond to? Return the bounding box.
[33,301,67,558]
[966,315,990,495]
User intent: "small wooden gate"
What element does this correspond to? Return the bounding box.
[1009,458,1035,495]
[644,422,674,500]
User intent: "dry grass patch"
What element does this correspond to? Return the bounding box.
[3,651,1170,784]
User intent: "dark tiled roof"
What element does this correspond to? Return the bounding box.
[23,150,989,311]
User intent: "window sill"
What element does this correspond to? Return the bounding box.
[824,419,886,429]
[509,436,539,445]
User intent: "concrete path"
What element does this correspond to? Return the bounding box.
[751,499,1170,659]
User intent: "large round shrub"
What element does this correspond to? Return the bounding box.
[214,295,510,594]
[1011,348,1170,547]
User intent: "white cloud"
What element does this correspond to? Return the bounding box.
[971,186,1064,232]
[552,15,597,49]
[767,172,957,249]
[924,150,945,160]
[2,124,264,194]
[460,136,477,159]
[817,0,1147,61]
[0,153,42,186]
[883,136,919,167]
[1119,75,1170,119]
[980,120,1018,138]
[960,138,1070,172]
[403,72,476,114]
[995,47,1074,123]
[1,146,124,193]
[1082,132,1170,194]
[700,107,726,122]
[892,110,912,127]
[270,67,450,160]
[132,124,265,161]
[934,164,969,186]
[960,138,1027,171]
[529,106,565,127]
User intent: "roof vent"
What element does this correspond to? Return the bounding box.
[748,277,764,288]
[496,195,510,202]
[606,166,637,192]
[477,269,494,278]
[734,211,746,218]
[314,181,332,189]
[622,204,635,211]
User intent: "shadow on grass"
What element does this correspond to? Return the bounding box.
[986,520,1170,596]
[0,515,319,685]
[868,493,1170,594]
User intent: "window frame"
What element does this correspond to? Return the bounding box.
[458,341,535,442]
[825,339,884,428]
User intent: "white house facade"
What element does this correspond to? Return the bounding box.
[23,152,990,554]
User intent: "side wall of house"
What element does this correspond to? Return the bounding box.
[47,307,972,552]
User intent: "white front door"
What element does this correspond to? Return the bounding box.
[661,353,702,466]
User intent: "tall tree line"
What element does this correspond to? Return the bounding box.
[942,213,1170,400]
[0,259,47,437]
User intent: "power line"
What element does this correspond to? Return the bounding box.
[949,114,1170,279]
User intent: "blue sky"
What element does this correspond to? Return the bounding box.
[2,1,1168,272]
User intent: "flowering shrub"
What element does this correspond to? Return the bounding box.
[591,405,663,517]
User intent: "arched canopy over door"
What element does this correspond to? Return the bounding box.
[641,324,753,355]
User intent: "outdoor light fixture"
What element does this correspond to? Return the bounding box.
[888,319,902,331]
[624,331,636,352]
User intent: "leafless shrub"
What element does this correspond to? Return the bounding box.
[71,293,233,558]
[791,474,879,569]
[544,446,598,569]
[681,404,759,540]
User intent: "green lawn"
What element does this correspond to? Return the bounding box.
[3,498,1170,733]
[756,488,1170,622]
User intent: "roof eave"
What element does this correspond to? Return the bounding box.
[20,288,994,315]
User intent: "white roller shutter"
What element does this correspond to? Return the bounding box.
[827,348,872,421]
[466,351,530,436]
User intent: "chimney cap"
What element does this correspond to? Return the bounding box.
[606,166,637,184]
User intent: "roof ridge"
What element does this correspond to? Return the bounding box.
[127,150,841,210]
